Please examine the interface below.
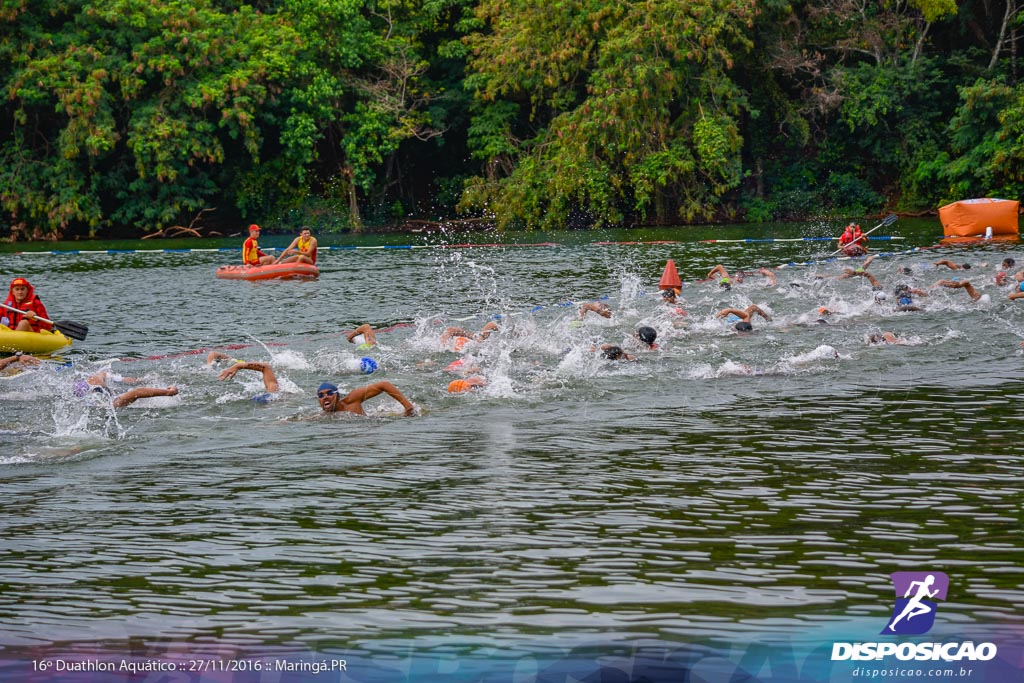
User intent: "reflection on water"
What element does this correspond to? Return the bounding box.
[0,224,1022,654]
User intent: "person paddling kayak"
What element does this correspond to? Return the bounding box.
[2,278,52,332]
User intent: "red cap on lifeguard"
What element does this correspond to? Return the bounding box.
[249,224,260,232]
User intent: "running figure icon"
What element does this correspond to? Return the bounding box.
[883,571,949,635]
[887,575,939,632]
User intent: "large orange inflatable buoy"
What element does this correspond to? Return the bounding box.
[938,198,1019,237]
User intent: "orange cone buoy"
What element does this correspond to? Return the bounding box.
[659,259,682,291]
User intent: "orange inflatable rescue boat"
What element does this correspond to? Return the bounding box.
[215,263,320,281]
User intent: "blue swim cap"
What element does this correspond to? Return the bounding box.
[251,392,273,403]
[73,380,90,398]
[360,357,378,374]
[726,314,740,322]
[317,382,338,393]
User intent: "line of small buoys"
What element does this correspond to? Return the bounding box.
[774,245,925,270]
[118,342,288,364]
[7,243,563,256]
[449,296,612,323]
[700,236,903,244]
[115,323,415,364]
[6,237,908,256]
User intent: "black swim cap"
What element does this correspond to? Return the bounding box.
[734,321,753,332]
[602,346,624,360]
[638,326,657,345]
[962,263,971,270]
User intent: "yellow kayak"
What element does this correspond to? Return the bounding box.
[0,324,72,354]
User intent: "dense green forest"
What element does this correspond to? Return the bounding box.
[2,0,1023,237]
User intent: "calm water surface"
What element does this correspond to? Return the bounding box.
[0,222,1021,663]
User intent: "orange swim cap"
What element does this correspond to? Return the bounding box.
[452,336,470,352]
[448,379,471,393]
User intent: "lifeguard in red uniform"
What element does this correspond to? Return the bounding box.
[242,224,275,266]
[2,277,52,332]
[838,222,868,257]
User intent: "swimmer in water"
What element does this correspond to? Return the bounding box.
[934,279,981,301]
[934,259,973,271]
[867,331,909,345]
[706,264,734,289]
[316,381,415,416]
[346,323,378,347]
[441,320,500,347]
[894,283,928,311]
[74,369,178,407]
[1008,271,1024,300]
[598,345,637,361]
[0,353,40,374]
[995,258,1015,286]
[714,305,769,332]
[579,301,612,319]
[209,352,280,398]
[635,326,659,350]
[837,254,881,288]
[757,267,777,286]
[660,289,687,317]
[714,305,772,324]
[448,376,487,393]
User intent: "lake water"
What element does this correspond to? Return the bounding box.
[0,221,1021,682]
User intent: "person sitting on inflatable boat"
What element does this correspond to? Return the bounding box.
[2,277,52,332]
[275,227,318,265]
[242,224,275,266]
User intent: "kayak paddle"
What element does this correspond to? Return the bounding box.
[0,302,89,341]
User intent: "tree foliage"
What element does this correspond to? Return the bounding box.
[1,0,301,232]
[0,0,1022,236]
[459,0,756,228]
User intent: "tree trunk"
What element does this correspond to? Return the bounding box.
[989,0,1015,70]
[343,166,363,233]
[911,21,930,67]
[1013,24,1018,83]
